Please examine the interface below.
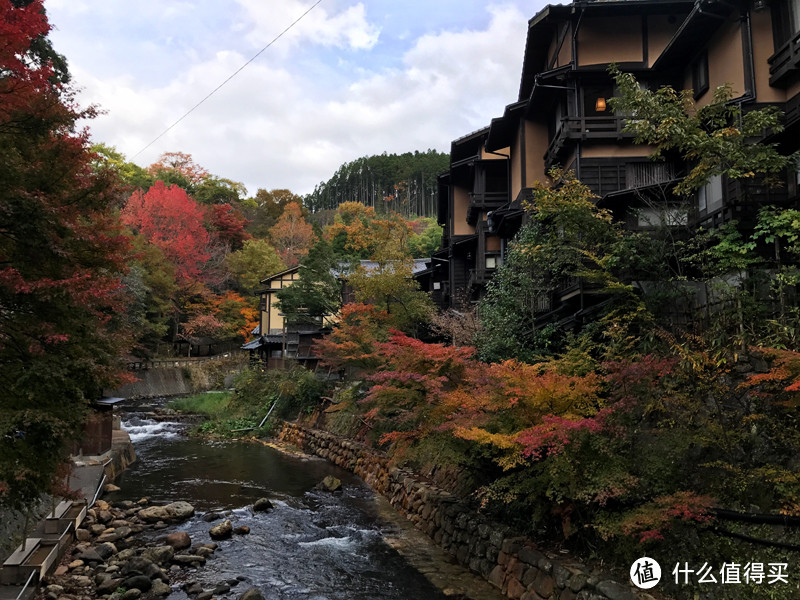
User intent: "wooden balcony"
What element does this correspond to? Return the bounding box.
[545,116,634,166]
[467,190,509,225]
[769,32,800,87]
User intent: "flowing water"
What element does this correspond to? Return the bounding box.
[114,404,449,600]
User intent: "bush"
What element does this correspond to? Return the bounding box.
[231,366,326,422]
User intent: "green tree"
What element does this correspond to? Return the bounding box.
[226,238,286,294]
[477,170,630,362]
[609,65,797,195]
[276,239,341,327]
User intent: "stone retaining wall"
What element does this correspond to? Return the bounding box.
[277,422,653,600]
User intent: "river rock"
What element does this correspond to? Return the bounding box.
[124,575,152,592]
[213,583,231,595]
[96,531,121,543]
[104,483,121,493]
[96,577,123,595]
[197,593,213,600]
[209,519,233,540]
[141,546,174,566]
[185,582,203,595]
[239,587,265,600]
[45,585,64,597]
[122,589,142,600]
[165,531,192,550]
[75,528,92,542]
[90,524,107,536]
[317,475,342,493]
[96,542,118,559]
[77,548,104,564]
[171,555,206,566]
[97,510,114,523]
[138,501,195,523]
[252,498,273,512]
[72,575,92,587]
[68,560,84,569]
[202,511,222,522]
[151,580,172,597]
[195,546,215,558]
[233,526,250,535]
[121,556,155,576]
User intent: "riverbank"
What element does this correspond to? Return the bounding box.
[274,421,657,600]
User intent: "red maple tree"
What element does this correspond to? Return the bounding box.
[0,0,134,510]
[121,181,211,283]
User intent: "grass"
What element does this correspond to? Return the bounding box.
[167,391,232,417]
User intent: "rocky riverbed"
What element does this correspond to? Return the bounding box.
[41,496,270,600]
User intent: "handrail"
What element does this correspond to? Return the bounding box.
[16,570,37,600]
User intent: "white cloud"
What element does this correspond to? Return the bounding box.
[235,0,381,52]
[55,2,531,195]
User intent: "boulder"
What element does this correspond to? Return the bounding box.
[95,542,118,559]
[137,501,195,523]
[141,545,174,566]
[202,511,223,522]
[96,577,123,594]
[209,519,233,540]
[75,528,92,542]
[77,548,104,564]
[104,483,121,494]
[122,589,142,600]
[233,526,250,535]
[123,575,152,592]
[150,580,172,597]
[121,556,156,576]
[252,498,273,512]
[165,531,192,550]
[239,588,265,600]
[317,476,342,493]
[171,555,206,566]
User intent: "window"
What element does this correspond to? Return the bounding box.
[698,175,723,213]
[583,84,614,117]
[772,0,800,49]
[636,206,688,228]
[692,52,709,99]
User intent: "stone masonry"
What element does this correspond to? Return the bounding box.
[277,421,658,600]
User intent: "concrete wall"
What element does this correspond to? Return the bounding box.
[109,367,193,399]
[277,422,650,600]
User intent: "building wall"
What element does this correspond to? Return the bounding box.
[578,16,643,65]
[510,126,523,200]
[453,187,474,236]
[580,144,654,158]
[261,271,300,334]
[524,120,548,186]
[647,13,686,65]
[480,146,509,160]
[688,19,745,106]
[752,9,785,102]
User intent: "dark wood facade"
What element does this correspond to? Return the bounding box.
[433,0,800,315]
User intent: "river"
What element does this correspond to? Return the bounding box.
[113,406,452,600]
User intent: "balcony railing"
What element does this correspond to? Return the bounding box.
[769,31,800,87]
[467,190,509,224]
[545,116,633,166]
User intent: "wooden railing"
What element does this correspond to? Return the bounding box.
[127,351,246,371]
[769,31,800,86]
[545,115,632,166]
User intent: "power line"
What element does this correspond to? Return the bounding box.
[132,0,324,160]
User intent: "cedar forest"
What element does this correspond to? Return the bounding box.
[4,2,800,598]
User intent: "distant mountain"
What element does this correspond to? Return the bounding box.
[304,150,449,218]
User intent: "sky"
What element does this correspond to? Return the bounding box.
[46,0,549,196]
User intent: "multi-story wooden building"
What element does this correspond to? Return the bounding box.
[433,0,800,313]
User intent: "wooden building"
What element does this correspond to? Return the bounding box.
[434,0,800,316]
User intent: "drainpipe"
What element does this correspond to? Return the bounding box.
[741,8,757,101]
